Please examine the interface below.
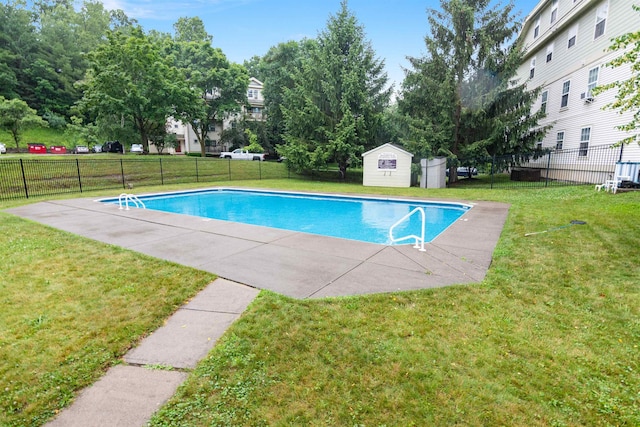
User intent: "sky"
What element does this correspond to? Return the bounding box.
[99,0,541,92]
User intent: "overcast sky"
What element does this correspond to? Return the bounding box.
[99,0,541,92]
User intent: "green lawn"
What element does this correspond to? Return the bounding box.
[1,181,639,426]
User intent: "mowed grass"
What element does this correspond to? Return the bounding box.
[1,181,639,426]
[148,184,639,426]
[0,210,215,426]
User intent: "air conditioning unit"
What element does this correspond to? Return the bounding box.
[580,92,594,103]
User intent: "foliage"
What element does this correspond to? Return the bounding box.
[169,29,249,157]
[244,128,264,153]
[278,1,391,179]
[0,96,47,148]
[0,0,128,118]
[80,29,194,152]
[592,4,640,146]
[399,0,547,180]
[256,40,316,149]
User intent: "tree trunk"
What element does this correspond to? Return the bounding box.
[338,163,347,180]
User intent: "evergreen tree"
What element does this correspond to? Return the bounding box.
[279,0,391,178]
[399,0,547,180]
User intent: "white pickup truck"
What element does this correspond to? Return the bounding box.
[220,149,266,161]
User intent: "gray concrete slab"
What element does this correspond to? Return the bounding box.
[125,278,259,369]
[5,191,510,298]
[124,309,240,368]
[201,243,364,299]
[46,365,187,427]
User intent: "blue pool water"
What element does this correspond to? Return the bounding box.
[104,189,471,245]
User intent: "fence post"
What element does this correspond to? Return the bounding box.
[195,158,199,182]
[259,159,262,180]
[618,144,624,163]
[76,158,83,193]
[228,158,231,181]
[545,151,552,188]
[120,159,125,189]
[490,154,495,189]
[160,158,164,185]
[20,159,29,199]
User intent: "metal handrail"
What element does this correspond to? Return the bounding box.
[389,207,426,251]
[118,193,146,210]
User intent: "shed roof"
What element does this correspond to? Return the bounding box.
[361,143,413,158]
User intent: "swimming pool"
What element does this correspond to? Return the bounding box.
[104,189,471,245]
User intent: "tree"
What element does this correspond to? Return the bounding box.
[173,16,211,43]
[399,0,546,181]
[0,96,47,149]
[80,29,194,152]
[257,40,316,150]
[592,5,640,146]
[279,0,391,179]
[172,38,249,157]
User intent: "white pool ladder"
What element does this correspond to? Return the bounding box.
[118,193,146,210]
[389,207,426,251]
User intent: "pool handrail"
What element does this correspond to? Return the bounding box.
[118,193,146,210]
[389,207,426,251]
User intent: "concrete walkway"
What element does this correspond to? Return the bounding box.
[6,191,509,426]
[45,278,259,427]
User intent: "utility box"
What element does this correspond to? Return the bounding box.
[362,143,413,187]
[420,157,447,189]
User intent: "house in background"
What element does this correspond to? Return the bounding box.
[517,0,640,181]
[162,77,265,155]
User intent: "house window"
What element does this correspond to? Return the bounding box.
[529,57,536,79]
[587,67,599,97]
[550,0,558,24]
[579,127,591,156]
[556,131,564,150]
[541,90,548,114]
[534,15,540,38]
[208,123,216,131]
[567,25,578,48]
[594,2,608,39]
[561,80,571,108]
[546,43,554,62]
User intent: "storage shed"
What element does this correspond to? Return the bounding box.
[362,143,413,187]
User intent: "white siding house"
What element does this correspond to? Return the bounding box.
[165,77,265,155]
[362,143,413,187]
[517,0,640,170]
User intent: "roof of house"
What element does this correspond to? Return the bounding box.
[362,142,414,157]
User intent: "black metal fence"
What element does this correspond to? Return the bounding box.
[0,144,627,200]
[0,157,292,201]
[456,143,624,188]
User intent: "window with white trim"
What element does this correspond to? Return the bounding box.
[567,24,578,48]
[556,131,564,150]
[248,89,254,98]
[530,57,536,79]
[541,90,548,114]
[534,15,540,38]
[579,127,590,156]
[594,2,608,39]
[587,67,599,97]
[546,43,554,62]
[561,80,570,108]
[550,0,558,24]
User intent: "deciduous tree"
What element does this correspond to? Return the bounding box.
[80,29,193,152]
[172,39,248,157]
[0,96,47,149]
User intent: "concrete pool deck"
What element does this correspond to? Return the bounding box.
[7,190,509,426]
[7,191,509,298]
